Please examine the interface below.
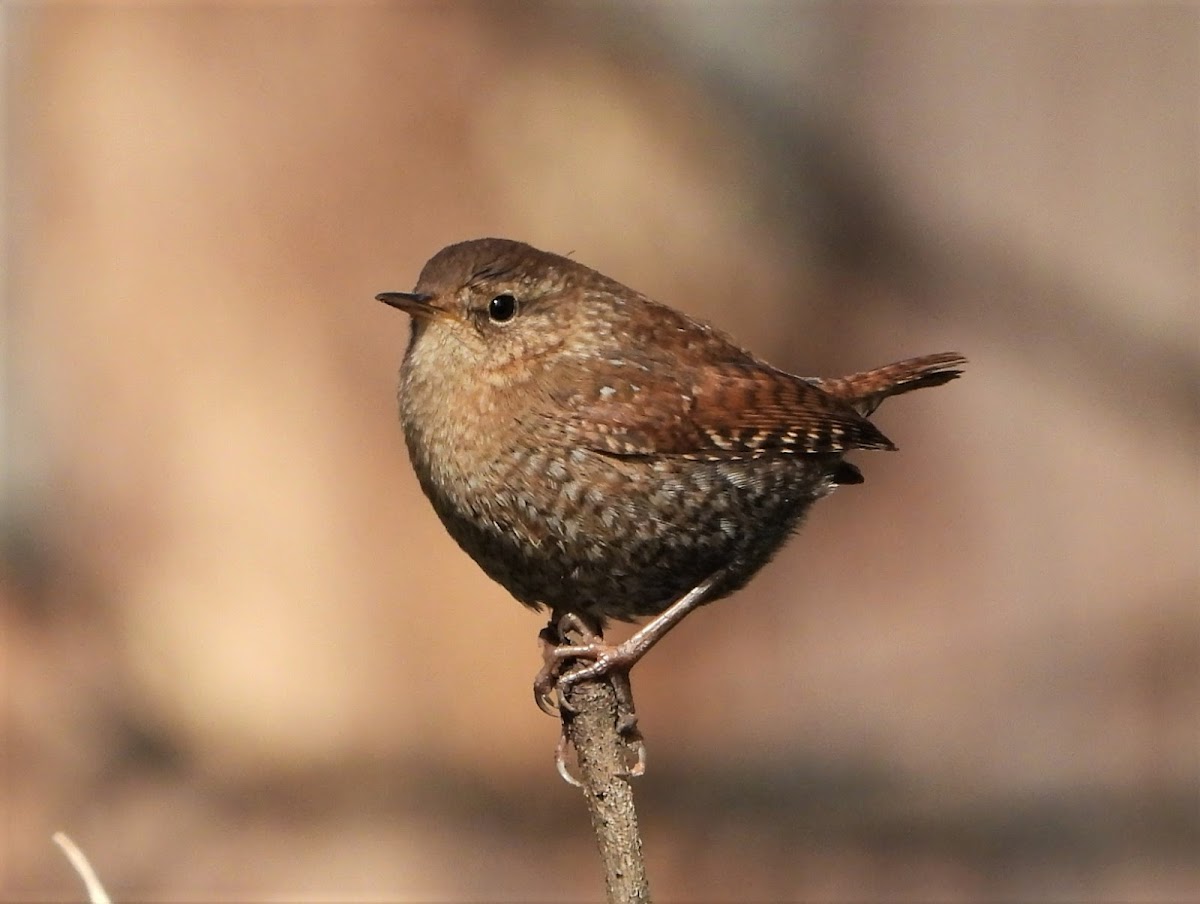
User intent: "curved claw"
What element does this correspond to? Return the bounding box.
[623,737,647,779]
[554,682,578,715]
[555,728,584,788]
[534,680,560,718]
[533,645,562,717]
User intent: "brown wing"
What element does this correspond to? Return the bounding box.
[537,362,894,461]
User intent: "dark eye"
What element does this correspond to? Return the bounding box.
[488,293,518,323]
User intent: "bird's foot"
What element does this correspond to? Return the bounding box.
[534,611,645,783]
[534,611,602,716]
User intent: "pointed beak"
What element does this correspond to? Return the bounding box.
[376,291,449,320]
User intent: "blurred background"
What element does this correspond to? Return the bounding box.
[2,3,1197,901]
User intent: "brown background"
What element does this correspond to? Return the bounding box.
[3,4,1197,901]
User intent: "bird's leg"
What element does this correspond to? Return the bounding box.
[554,730,584,788]
[551,569,725,712]
[539,572,723,783]
[535,611,652,782]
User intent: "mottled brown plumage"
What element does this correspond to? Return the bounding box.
[380,238,965,630]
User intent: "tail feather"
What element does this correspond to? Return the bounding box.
[817,353,967,417]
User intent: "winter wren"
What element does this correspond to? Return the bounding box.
[379,239,964,688]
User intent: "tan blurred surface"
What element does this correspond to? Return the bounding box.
[3,4,1197,901]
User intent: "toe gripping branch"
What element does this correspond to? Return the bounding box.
[532,571,725,785]
[535,613,646,787]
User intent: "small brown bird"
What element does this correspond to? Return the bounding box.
[379,238,964,709]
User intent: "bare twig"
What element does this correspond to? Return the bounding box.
[563,677,651,904]
[52,832,112,904]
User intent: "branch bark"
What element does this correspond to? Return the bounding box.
[563,677,651,904]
